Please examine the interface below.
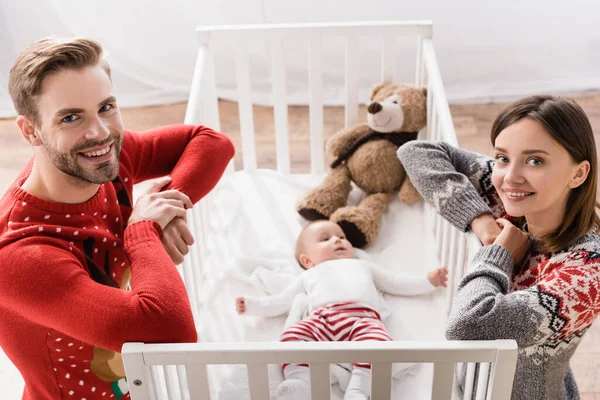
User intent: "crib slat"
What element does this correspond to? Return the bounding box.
[270,37,291,174]
[308,37,325,174]
[456,233,469,280]
[437,112,445,143]
[234,41,258,171]
[185,45,221,132]
[181,255,199,322]
[415,35,424,86]
[176,365,188,400]
[475,362,491,400]
[487,341,519,400]
[431,362,454,400]
[381,35,396,83]
[148,366,161,400]
[247,363,270,399]
[431,98,439,141]
[187,44,228,174]
[344,35,359,127]
[196,198,211,276]
[309,363,330,399]
[449,225,458,271]
[418,68,429,141]
[190,206,206,317]
[164,365,179,399]
[464,362,477,400]
[435,216,443,260]
[432,105,440,141]
[447,232,466,315]
[203,45,222,132]
[371,363,393,400]
[426,78,434,140]
[185,364,211,399]
[441,220,451,268]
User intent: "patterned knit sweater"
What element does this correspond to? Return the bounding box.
[0,125,234,400]
[398,140,600,400]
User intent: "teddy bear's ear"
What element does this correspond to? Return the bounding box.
[421,87,427,97]
[369,82,391,100]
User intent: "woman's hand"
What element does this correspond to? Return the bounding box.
[493,218,531,265]
[471,213,502,245]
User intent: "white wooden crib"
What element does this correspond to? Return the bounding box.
[123,21,518,400]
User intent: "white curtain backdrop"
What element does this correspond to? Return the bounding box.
[1,0,599,118]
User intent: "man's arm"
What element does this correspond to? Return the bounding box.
[121,124,235,203]
[0,221,197,353]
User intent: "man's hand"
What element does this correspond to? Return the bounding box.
[471,213,502,245]
[236,297,246,315]
[161,216,195,265]
[128,176,193,229]
[494,218,531,265]
[427,266,448,288]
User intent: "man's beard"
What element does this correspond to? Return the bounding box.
[42,132,123,185]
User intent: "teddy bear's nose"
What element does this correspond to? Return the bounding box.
[367,102,382,114]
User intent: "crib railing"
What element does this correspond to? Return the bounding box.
[419,38,490,397]
[123,340,517,400]
[184,20,434,175]
[128,20,510,400]
[181,19,477,335]
[181,20,467,320]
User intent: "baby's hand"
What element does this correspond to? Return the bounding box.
[427,266,448,288]
[236,297,246,315]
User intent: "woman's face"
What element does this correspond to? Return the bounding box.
[491,118,583,224]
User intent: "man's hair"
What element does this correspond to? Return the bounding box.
[8,37,111,125]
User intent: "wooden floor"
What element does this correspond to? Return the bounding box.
[1,96,600,397]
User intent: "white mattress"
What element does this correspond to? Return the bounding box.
[192,169,448,399]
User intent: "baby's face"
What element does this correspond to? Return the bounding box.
[299,221,354,268]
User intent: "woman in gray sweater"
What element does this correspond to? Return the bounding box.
[397,95,600,400]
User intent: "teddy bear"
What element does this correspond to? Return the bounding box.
[296,82,427,248]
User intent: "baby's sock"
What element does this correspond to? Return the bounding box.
[343,367,371,400]
[277,365,311,400]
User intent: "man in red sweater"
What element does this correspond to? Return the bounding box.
[0,37,234,399]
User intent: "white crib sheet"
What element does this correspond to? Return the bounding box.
[193,169,448,400]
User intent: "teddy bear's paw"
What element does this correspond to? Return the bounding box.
[337,220,368,248]
[332,205,383,248]
[398,178,422,205]
[296,194,342,220]
[297,207,328,221]
[398,190,421,205]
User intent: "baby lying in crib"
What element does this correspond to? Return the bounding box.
[235,220,447,400]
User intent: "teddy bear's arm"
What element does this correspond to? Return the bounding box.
[326,123,372,158]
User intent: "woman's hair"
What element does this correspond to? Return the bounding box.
[491,95,600,252]
[8,37,110,126]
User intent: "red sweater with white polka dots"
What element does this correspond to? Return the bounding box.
[0,124,234,400]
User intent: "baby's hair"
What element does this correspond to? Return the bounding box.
[295,221,324,269]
